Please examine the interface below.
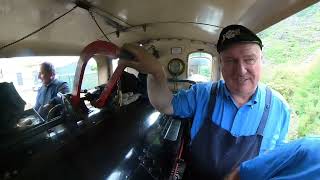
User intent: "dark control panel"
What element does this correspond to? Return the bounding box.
[105,115,188,180]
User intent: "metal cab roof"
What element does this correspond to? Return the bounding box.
[0,0,319,57]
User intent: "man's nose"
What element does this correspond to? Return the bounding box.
[236,62,247,75]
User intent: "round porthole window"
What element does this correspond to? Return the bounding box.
[167,58,185,76]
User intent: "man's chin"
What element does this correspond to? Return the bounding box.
[231,84,254,95]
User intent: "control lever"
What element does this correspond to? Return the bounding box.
[71,41,139,109]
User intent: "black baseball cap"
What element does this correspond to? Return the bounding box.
[217,24,263,53]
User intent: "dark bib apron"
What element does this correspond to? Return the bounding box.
[188,83,272,179]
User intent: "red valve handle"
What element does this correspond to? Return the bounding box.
[71,40,127,109]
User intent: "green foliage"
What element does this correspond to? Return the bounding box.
[262,65,300,102]
[199,66,211,78]
[295,59,320,137]
[258,2,320,64]
[260,2,320,139]
[262,57,320,139]
[91,63,97,71]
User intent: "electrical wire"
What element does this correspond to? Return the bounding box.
[91,5,133,27]
[89,10,111,42]
[106,21,223,36]
[0,5,78,51]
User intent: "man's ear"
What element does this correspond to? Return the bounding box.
[50,73,55,80]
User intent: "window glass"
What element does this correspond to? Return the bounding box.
[16,73,23,85]
[112,58,119,73]
[56,58,98,91]
[0,56,88,110]
[187,52,213,82]
[112,58,138,77]
[81,59,98,90]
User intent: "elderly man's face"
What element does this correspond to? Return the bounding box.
[220,43,262,97]
[39,65,53,85]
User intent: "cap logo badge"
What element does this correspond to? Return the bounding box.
[222,29,241,43]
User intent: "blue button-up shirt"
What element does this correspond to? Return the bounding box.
[240,137,320,180]
[171,80,290,154]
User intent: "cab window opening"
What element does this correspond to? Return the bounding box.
[187,51,213,82]
[112,58,139,77]
[0,56,100,110]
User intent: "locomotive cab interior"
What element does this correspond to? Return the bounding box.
[0,0,319,179]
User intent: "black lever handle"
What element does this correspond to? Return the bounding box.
[119,49,136,60]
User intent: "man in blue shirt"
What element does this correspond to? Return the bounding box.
[120,24,290,178]
[34,62,69,118]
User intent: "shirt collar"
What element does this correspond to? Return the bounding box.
[250,86,259,105]
[222,81,232,100]
[222,81,260,105]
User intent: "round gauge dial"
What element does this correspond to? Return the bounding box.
[167,58,185,76]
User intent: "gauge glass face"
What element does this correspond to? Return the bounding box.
[168,58,185,76]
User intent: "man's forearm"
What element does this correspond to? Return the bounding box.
[147,69,173,115]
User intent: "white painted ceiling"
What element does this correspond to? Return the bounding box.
[0,0,318,57]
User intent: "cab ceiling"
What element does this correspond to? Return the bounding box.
[0,0,319,57]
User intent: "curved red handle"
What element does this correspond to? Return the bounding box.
[71,40,126,109]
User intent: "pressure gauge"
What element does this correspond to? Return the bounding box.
[167,58,185,76]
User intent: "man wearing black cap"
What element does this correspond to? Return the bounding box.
[120,24,290,178]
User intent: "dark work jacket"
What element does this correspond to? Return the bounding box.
[34,79,69,112]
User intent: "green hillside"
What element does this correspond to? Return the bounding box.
[258,2,320,64]
[258,2,320,139]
